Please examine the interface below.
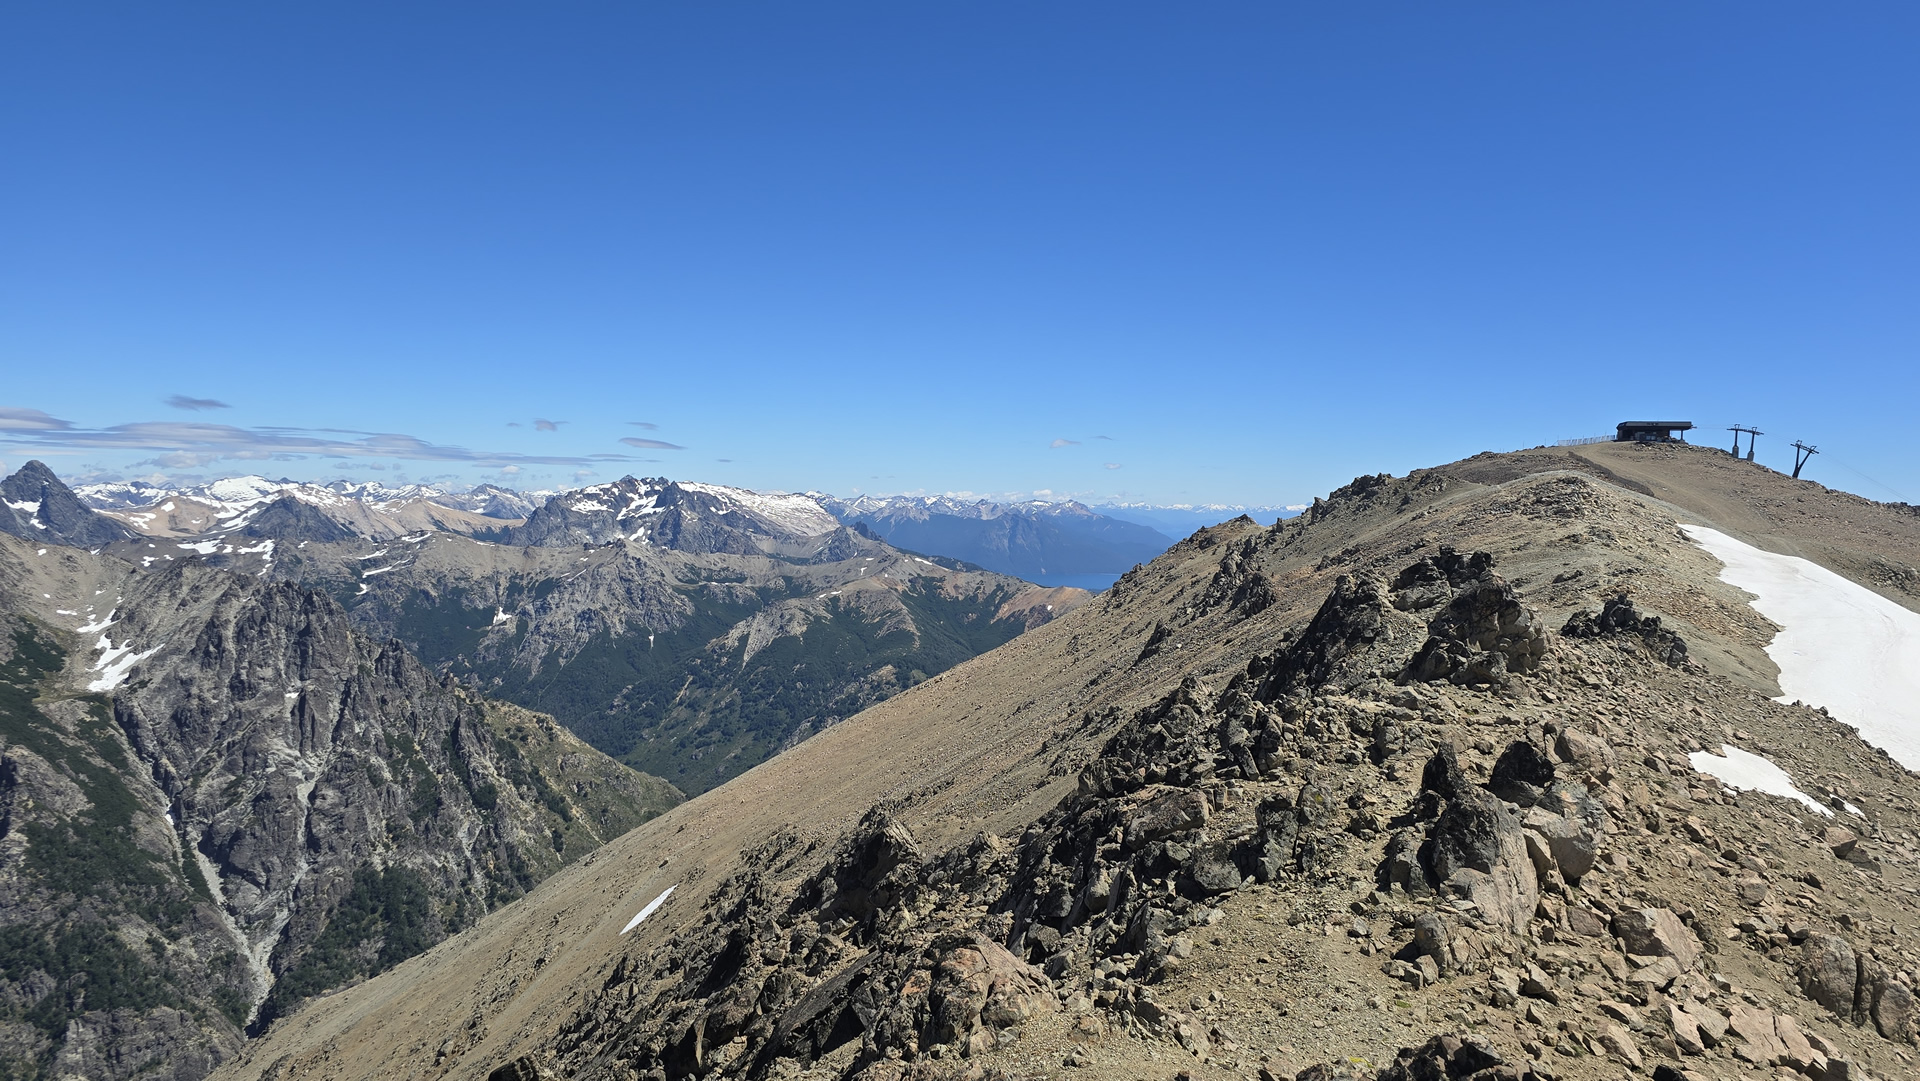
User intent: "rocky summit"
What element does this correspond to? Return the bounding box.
[187,440,1920,1081]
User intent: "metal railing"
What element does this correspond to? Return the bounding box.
[1555,435,1611,447]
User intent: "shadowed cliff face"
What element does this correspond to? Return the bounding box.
[0,542,678,1081]
[1,461,134,548]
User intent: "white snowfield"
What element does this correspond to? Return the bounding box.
[1687,744,1833,817]
[620,885,675,935]
[678,481,840,536]
[1681,524,1920,771]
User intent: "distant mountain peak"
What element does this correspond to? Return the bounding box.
[1,459,136,547]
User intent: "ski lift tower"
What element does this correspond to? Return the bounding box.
[1791,441,1818,479]
[1728,426,1762,461]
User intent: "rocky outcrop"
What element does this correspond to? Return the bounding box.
[1400,555,1548,686]
[1562,593,1689,666]
[0,460,134,547]
[1256,574,1427,695]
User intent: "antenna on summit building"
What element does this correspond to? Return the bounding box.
[1791,441,1818,479]
[1728,426,1762,461]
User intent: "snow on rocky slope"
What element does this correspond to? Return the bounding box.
[1683,523,1920,770]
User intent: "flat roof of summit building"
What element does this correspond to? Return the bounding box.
[1616,420,1694,442]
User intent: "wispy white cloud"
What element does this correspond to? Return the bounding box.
[1104,462,1122,469]
[620,436,686,450]
[0,407,72,432]
[534,418,564,431]
[1049,438,1080,448]
[628,421,660,430]
[165,395,230,411]
[0,406,641,467]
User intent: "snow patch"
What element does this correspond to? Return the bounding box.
[1681,524,1920,770]
[177,540,221,555]
[1687,744,1831,817]
[491,608,515,626]
[89,634,160,692]
[620,886,676,935]
[677,482,840,536]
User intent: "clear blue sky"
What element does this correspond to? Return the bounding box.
[3,4,1915,506]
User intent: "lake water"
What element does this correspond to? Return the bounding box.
[1026,571,1121,592]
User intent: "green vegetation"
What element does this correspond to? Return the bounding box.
[256,863,435,1028]
[386,577,1028,796]
[0,625,192,926]
[0,924,171,1043]
[392,584,489,664]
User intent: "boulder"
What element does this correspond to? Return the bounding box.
[1424,787,1538,933]
[1123,787,1209,847]
[1564,906,1608,938]
[1420,743,1470,800]
[1561,594,1689,666]
[1401,568,1549,686]
[1553,729,1614,774]
[929,935,1057,1049]
[1668,1003,1705,1055]
[1823,826,1859,860]
[1727,1004,1788,1066]
[1258,573,1428,695]
[1488,741,1556,806]
[1411,914,1451,974]
[1774,1012,1817,1072]
[1685,1003,1729,1047]
[1376,1033,1504,1081]
[1182,842,1242,897]
[1870,974,1916,1043]
[1521,807,1599,882]
[1799,934,1858,1018]
[1612,907,1701,971]
[1599,1023,1644,1070]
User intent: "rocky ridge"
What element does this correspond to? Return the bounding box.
[209,442,1920,1081]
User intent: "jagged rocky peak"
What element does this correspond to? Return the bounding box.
[0,459,135,547]
[498,476,842,551]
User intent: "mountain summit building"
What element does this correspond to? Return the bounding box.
[1615,420,1694,443]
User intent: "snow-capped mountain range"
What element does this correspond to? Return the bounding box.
[67,473,1281,581]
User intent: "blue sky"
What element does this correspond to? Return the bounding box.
[2,4,1916,506]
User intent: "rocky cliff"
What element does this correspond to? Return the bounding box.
[0,534,679,1081]
[1,461,134,548]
